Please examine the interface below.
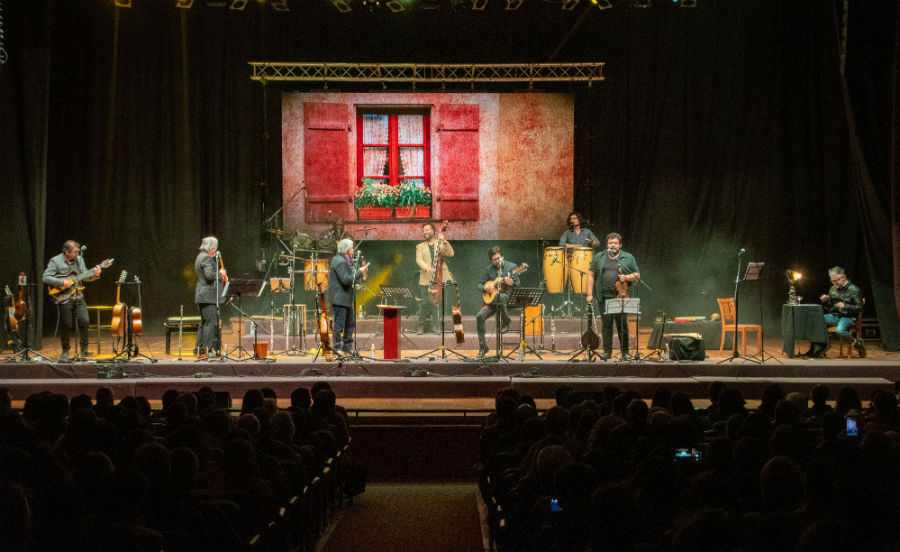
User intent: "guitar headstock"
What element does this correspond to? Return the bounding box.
[117,270,128,284]
[100,258,115,269]
[4,285,11,298]
[514,263,529,274]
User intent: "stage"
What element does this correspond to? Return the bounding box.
[2,328,896,406]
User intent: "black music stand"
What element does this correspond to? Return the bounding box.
[504,287,544,360]
[745,261,780,364]
[718,254,762,365]
[379,285,419,350]
[217,278,266,362]
[605,297,641,361]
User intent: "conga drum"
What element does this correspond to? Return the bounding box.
[543,246,566,293]
[303,259,329,291]
[569,247,593,294]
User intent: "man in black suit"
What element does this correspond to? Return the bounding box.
[476,246,520,359]
[194,236,228,357]
[327,238,368,356]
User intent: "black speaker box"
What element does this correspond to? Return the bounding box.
[667,335,706,361]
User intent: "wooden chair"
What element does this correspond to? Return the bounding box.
[717,297,762,356]
[827,298,865,358]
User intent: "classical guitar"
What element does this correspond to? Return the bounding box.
[451,281,465,344]
[428,220,450,306]
[5,286,16,333]
[581,302,600,351]
[47,258,114,303]
[131,275,143,336]
[482,263,529,305]
[110,270,128,336]
[314,282,334,361]
[14,272,26,322]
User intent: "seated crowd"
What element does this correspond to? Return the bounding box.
[0,383,352,552]
[477,382,900,552]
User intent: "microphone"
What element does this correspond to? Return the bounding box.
[80,245,87,255]
[551,255,559,266]
[739,248,746,256]
[328,209,333,217]
[216,251,221,258]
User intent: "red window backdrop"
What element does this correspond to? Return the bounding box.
[357,108,430,188]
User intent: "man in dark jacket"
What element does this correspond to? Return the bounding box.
[806,266,865,358]
[476,246,521,359]
[327,238,368,355]
[194,236,228,357]
[585,232,640,361]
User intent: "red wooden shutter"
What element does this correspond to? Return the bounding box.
[304,102,351,222]
[437,104,479,220]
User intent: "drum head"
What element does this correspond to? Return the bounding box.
[291,232,313,250]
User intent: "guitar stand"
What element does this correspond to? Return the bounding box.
[415,281,468,360]
[504,287,544,361]
[2,334,51,363]
[101,307,155,377]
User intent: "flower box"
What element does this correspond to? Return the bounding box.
[395,205,431,219]
[357,206,394,220]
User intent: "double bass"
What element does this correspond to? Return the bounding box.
[451,280,465,344]
[428,221,450,306]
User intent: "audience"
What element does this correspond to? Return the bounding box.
[478,382,900,551]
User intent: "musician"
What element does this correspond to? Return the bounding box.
[42,240,102,360]
[585,233,640,361]
[415,223,455,334]
[804,267,866,358]
[328,239,368,355]
[194,236,228,357]
[559,212,598,250]
[318,216,354,253]
[476,246,520,359]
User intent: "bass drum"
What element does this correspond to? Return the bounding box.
[303,259,329,291]
[543,247,566,293]
[568,247,593,294]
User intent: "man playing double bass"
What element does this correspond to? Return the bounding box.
[415,222,454,334]
[585,233,640,361]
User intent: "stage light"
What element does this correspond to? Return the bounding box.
[114,0,132,7]
[786,270,803,305]
[506,0,524,9]
[271,0,289,10]
[591,0,612,8]
[472,0,488,9]
[229,0,248,10]
[386,0,406,12]
[631,0,651,6]
[561,0,579,9]
[176,0,194,8]
[333,0,352,12]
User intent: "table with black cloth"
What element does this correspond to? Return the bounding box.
[781,303,828,357]
[647,320,722,350]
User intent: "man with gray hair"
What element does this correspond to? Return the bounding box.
[195,236,228,358]
[806,266,865,357]
[327,238,368,356]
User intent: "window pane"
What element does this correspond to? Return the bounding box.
[363,147,389,176]
[399,147,424,176]
[399,178,425,187]
[397,114,423,144]
[362,114,389,144]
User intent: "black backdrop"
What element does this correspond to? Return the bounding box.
[1,0,897,350]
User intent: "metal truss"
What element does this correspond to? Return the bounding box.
[248,62,605,86]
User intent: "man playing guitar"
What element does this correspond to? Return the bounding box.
[475,246,520,359]
[42,240,104,361]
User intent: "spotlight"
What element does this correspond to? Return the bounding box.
[561,0,579,9]
[506,0,524,8]
[472,0,488,9]
[176,0,194,8]
[386,0,406,11]
[591,0,612,8]
[333,0,352,12]
[271,0,289,10]
[229,0,248,10]
[114,0,132,6]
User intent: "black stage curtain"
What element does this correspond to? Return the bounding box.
[1,0,897,349]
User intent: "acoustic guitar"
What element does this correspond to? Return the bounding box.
[314,281,334,361]
[110,270,128,336]
[14,272,26,322]
[131,275,143,336]
[482,263,529,305]
[451,281,465,344]
[581,303,600,351]
[428,220,449,306]
[47,258,114,303]
[5,286,16,333]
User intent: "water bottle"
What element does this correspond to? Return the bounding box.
[370,343,376,359]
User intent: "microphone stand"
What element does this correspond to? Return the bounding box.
[718,249,759,364]
[342,242,369,361]
[614,258,654,361]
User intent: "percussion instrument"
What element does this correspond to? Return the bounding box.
[568,247,593,294]
[303,259,329,291]
[291,232,314,251]
[542,246,565,293]
[269,278,292,292]
[283,304,306,337]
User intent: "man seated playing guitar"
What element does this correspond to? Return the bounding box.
[42,240,105,361]
[476,246,520,359]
